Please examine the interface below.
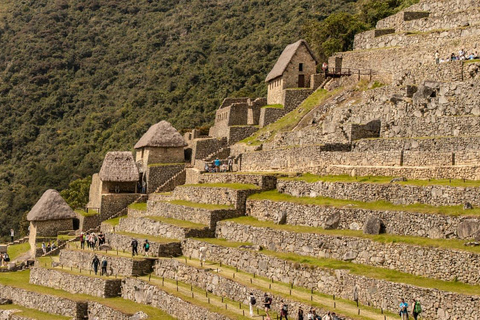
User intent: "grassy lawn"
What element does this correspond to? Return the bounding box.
[226,216,480,254]
[261,104,284,109]
[102,217,121,226]
[249,190,480,217]
[168,200,234,210]
[196,238,480,296]
[280,173,480,188]
[148,216,208,229]
[241,88,339,145]
[75,209,99,217]
[7,242,30,261]
[0,304,70,320]
[181,183,260,190]
[128,202,147,211]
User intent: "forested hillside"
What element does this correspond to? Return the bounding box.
[0,0,414,238]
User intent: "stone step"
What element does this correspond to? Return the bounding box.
[104,232,182,257]
[195,173,277,190]
[172,183,261,211]
[117,216,214,240]
[29,266,122,298]
[246,191,480,240]
[277,175,480,206]
[143,200,241,229]
[182,238,480,320]
[216,218,480,285]
[58,248,154,276]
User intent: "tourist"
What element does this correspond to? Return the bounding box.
[98,232,105,246]
[199,246,207,263]
[10,229,14,243]
[80,232,85,249]
[399,298,409,320]
[131,239,138,256]
[280,300,288,320]
[435,50,439,64]
[227,157,233,172]
[204,163,209,172]
[51,241,56,252]
[220,163,228,172]
[331,312,340,320]
[46,242,51,252]
[322,62,328,75]
[322,311,332,320]
[3,253,10,266]
[214,158,221,172]
[143,239,150,257]
[248,292,256,317]
[412,299,422,320]
[92,255,100,275]
[101,257,108,276]
[263,293,272,320]
[307,309,314,320]
[297,307,304,320]
[41,242,46,255]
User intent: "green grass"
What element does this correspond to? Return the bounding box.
[147,163,185,167]
[116,231,180,244]
[147,216,208,229]
[249,190,480,217]
[227,216,480,254]
[128,202,147,211]
[7,242,30,261]
[261,104,284,109]
[194,237,252,248]
[281,173,480,188]
[465,58,480,64]
[241,88,338,145]
[75,209,99,217]
[102,217,121,226]
[197,238,480,296]
[0,304,70,320]
[57,235,76,241]
[181,183,260,190]
[168,200,234,210]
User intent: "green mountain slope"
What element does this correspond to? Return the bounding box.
[0,0,357,237]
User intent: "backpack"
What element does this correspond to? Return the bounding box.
[132,240,138,247]
[145,243,150,249]
[250,296,256,305]
[414,302,422,313]
[282,304,288,311]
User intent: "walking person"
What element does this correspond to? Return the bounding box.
[248,292,256,317]
[399,298,409,320]
[80,232,85,249]
[322,62,328,75]
[214,158,221,172]
[41,242,46,255]
[280,300,288,320]
[10,229,14,243]
[412,299,422,320]
[263,293,272,320]
[227,157,233,172]
[101,257,108,276]
[92,255,100,275]
[435,50,440,64]
[131,239,138,256]
[199,246,207,263]
[143,239,150,257]
[298,307,304,320]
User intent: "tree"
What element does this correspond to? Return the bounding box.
[60,176,92,210]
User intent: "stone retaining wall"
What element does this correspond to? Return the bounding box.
[122,278,230,320]
[216,221,480,284]
[146,164,185,194]
[105,232,182,257]
[87,302,132,320]
[353,136,480,152]
[0,283,87,319]
[118,217,213,239]
[146,201,241,229]
[59,249,153,276]
[182,239,480,320]
[29,267,122,298]
[197,173,277,190]
[277,179,480,206]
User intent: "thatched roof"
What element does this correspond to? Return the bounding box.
[99,151,139,182]
[134,120,186,149]
[27,189,76,221]
[265,39,317,83]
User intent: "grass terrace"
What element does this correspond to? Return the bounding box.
[167,200,234,210]
[128,202,147,211]
[147,216,208,229]
[181,183,260,190]
[0,304,70,320]
[261,104,284,109]
[102,217,121,226]
[249,190,480,217]
[115,231,181,244]
[75,208,98,217]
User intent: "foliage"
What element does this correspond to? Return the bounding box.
[60,176,92,209]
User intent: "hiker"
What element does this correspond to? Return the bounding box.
[435,50,440,64]
[280,300,288,320]
[80,232,85,249]
[41,242,46,255]
[298,307,304,320]
[322,312,332,320]
[263,293,272,320]
[248,292,256,317]
[101,257,108,276]
[92,255,100,275]
[3,253,10,266]
[214,158,221,172]
[227,157,233,172]
[412,299,422,320]
[199,246,207,262]
[399,298,409,320]
[331,312,340,320]
[10,229,14,243]
[307,309,315,320]
[143,239,150,257]
[131,239,138,256]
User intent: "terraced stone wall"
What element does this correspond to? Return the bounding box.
[353,136,480,152]
[182,239,480,319]
[87,302,132,320]
[197,173,277,190]
[246,198,480,239]
[278,179,480,206]
[0,283,87,319]
[259,107,286,128]
[100,194,147,219]
[29,267,122,298]
[122,278,231,320]
[105,232,182,257]
[216,221,480,284]
[118,217,213,239]
[146,164,185,193]
[228,126,258,144]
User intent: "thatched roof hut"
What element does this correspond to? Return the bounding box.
[134,120,186,149]
[27,189,76,221]
[99,151,139,182]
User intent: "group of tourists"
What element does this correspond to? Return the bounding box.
[435,49,479,64]
[204,157,233,173]
[80,232,105,250]
[130,238,151,257]
[91,254,108,276]
[41,241,57,254]
[399,298,422,320]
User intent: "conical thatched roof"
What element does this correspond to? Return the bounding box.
[265,39,317,83]
[27,189,76,221]
[99,151,139,182]
[134,120,186,149]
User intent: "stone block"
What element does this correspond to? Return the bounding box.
[362,216,384,235]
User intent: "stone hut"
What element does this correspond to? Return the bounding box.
[265,39,318,105]
[134,120,186,168]
[27,189,76,239]
[99,151,139,194]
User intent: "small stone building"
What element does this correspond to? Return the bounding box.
[265,39,318,105]
[99,151,139,194]
[27,189,77,250]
